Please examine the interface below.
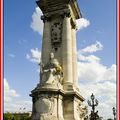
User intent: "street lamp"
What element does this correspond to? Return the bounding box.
[112,107,116,120]
[87,93,99,120]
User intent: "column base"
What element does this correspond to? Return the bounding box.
[63,82,80,92]
[34,83,63,91]
[30,85,87,120]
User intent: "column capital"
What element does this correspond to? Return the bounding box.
[41,14,51,23]
[60,9,71,18]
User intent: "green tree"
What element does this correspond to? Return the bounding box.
[3,113,14,120]
[107,118,113,120]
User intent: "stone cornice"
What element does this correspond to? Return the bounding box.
[36,0,82,19]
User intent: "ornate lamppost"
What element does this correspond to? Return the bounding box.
[112,107,116,120]
[87,93,99,120]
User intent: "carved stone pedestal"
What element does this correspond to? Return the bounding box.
[63,92,87,120]
[30,86,87,120]
[30,87,64,120]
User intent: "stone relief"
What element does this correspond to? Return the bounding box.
[35,96,54,114]
[77,103,88,118]
[40,53,63,84]
[32,94,57,120]
[51,21,62,51]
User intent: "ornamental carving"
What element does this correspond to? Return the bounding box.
[51,21,62,50]
[77,103,88,118]
[35,95,55,114]
[60,9,71,18]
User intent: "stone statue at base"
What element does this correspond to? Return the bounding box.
[40,53,63,84]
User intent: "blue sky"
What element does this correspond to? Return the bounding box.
[4,0,117,119]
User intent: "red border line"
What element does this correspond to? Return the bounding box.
[117,0,120,120]
[0,0,2,119]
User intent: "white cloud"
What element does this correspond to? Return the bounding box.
[26,48,41,63]
[30,7,43,35]
[77,41,116,119]
[79,41,103,54]
[78,41,103,63]
[8,54,15,58]
[80,82,116,98]
[76,18,90,31]
[4,78,32,112]
[4,78,19,103]
[77,42,116,83]
[78,54,100,63]
[78,62,116,83]
[102,64,116,81]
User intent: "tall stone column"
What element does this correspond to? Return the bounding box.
[62,11,73,89]
[31,1,87,120]
[71,20,78,87]
[41,15,51,65]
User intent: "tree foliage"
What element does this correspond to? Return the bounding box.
[3,113,32,120]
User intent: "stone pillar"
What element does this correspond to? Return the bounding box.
[31,0,87,120]
[71,20,78,87]
[41,15,51,65]
[62,11,73,88]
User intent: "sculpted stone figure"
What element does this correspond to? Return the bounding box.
[77,104,88,119]
[40,53,63,84]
